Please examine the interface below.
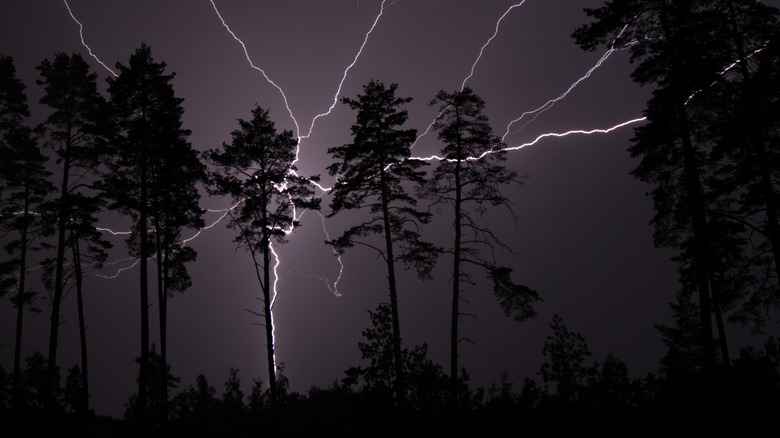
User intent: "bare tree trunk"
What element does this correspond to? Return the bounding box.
[46,142,71,416]
[137,161,149,424]
[450,148,463,407]
[380,168,404,410]
[71,234,90,415]
[154,214,169,425]
[11,194,30,410]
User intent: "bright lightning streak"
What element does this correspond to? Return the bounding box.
[301,0,387,141]
[501,41,637,141]
[269,241,281,371]
[414,1,528,149]
[412,117,648,163]
[460,1,527,90]
[62,0,118,77]
[318,211,344,297]
[208,0,301,137]
[207,6,388,335]
[181,200,244,246]
[208,0,389,303]
[95,227,132,236]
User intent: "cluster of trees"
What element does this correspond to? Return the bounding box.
[4,305,778,436]
[1,0,780,435]
[0,45,204,429]
[0,43,538,432]
[573,0,780,376]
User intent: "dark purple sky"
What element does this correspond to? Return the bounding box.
[3,0,774,419]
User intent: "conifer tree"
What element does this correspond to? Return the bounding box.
[327,80,438,408]
[106,44,201,423]
[37,52,110,415]
[0,55,53,410]
[423,87,539,407]
[206,104,319,427]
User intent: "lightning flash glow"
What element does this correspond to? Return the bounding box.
[63,1,650,376]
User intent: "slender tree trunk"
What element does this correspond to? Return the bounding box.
[261,202,278,430]
[678,102,717,370]
[71,233,90,415]
[154,213,169,425]
[450,141,463,407]
[160,254,169,425]
[137,160,149,424]
[708,270,730,365]
[46,140,72,416]
[11,194,30,410]
[379,168,404,409]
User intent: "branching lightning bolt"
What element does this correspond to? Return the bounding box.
[501,40,638,140]
[62,1,676,378]
[205,0,390,371]
[208,0,301,137]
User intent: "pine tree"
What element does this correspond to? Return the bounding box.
[105,44,199,424]
[0,55,54,410]
[327,80,438,408]
[206,104,319,427]
[36,52,111,416]
[422,87,539,407]
[572,0,742,370]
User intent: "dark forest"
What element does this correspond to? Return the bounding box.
[2,1,780,437]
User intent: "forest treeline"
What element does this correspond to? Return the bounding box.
[1,0,780,436]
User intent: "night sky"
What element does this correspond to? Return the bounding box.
[3,0,775,419]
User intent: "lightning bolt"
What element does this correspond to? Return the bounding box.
[90,258,140,280]
[181,200,244,246]
[208,0,393,374]
[209,0,388,294]
[63,1,659,380]
[460,1,528,91]
[413,117,648,163]
[208,0,301,138]
[501,41,639,141]
[95,227,132,236]
[62,0,117,77]
[300,0,387,142]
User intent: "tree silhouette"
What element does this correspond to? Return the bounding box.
[572,0,768,372]
[701,2,780,328]
[422,87,540,407]
[36,52,110,416]
[105,43,196,424]
[539,314,591,404]
[206,104,319,428]
[342,303,447,412]
[0,55,54,411]
[124,343,181,425]
[327,79,438,408]
[142,71,204,425]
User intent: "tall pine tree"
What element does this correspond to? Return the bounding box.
[423,87,540,407]
[206,104,319,428]
[36,52,111,416]
[327,80,438,409]
[0,55,53,410]
[105,44,200,424]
